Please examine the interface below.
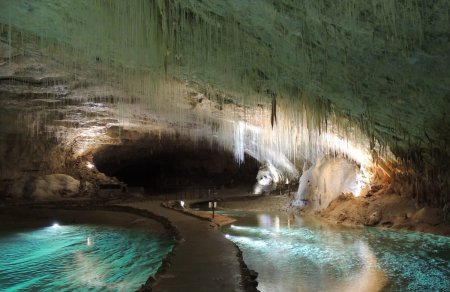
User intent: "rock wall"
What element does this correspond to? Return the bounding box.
[8,174,81,201]
[294,157,361,211]
[0,1,449,207]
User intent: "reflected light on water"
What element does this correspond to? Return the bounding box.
[257,214,272,229]
[274,216,280,234]
[222,211,450,292]
[0,224,174,291]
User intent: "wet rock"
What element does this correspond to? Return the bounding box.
[248,269,258,280]
[412,207,443,226]
[381,221,393,228]
[365,211,381,226]
[337,212,347,222]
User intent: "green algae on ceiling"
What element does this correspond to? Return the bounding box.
[1,0,449,205]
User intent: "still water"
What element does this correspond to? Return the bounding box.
[221,211,450,292]
[0,224,174,291]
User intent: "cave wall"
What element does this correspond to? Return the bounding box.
[0,53,259,200]
[295,157,361,211]
[0,1,449,206]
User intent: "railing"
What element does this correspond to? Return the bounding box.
[158,186,220,201]
[122,185,222,201]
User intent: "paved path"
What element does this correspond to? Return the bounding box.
[123,201,243,292]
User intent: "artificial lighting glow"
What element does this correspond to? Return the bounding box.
[274,216,280,233]
[321,133,372,169]
[351,172,368,197]
[52,222,60,228]
[258,174,272,186]
[230,225,272,236]
[86,162,95,169]
[180,200,185,208]
[258,214,273,229]
[253,184,263,195]
[233,120,261,163]
[69,126,107,156]
[231,236,268,249]
[267,162,281,184]
[225,234,231,239]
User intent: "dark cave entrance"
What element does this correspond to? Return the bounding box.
[93,136,259,194]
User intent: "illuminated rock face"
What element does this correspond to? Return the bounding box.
[295,158,361,211]
[1,0,447,147]
[0,1,449,206]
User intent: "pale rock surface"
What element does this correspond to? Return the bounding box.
[8,174,80,201]
[295,157,360,211]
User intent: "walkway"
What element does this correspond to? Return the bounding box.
[122,201,243,292]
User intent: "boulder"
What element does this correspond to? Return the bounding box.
[7,174,80,201]
[365,211,382,226]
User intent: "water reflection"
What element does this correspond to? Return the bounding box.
[222,212,450,292]
[0,224,174,291]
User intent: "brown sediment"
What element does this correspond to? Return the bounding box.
[320,189,450,236]
[216,188,450,236]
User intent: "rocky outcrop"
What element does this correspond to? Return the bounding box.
[294,157,362,211]
[365,211,382,226]
[6,174,82,201]
[0,1,449,211]
[321,188,450,235]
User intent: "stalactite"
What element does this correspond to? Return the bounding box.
[271,93,277,128]
[0,0,448,205]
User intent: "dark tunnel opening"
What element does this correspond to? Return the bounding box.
[93,137,259,194]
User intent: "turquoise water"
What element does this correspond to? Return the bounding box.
[221,211,450,292]
[0,224,174,291]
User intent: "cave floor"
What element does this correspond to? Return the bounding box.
[122,200,244,292]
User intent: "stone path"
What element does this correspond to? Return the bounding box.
[122,201,243,292]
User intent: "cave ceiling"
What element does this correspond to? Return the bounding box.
[0,0,449,180]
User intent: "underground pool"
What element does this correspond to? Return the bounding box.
[0,223,174,291]
[221,211,450,292]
